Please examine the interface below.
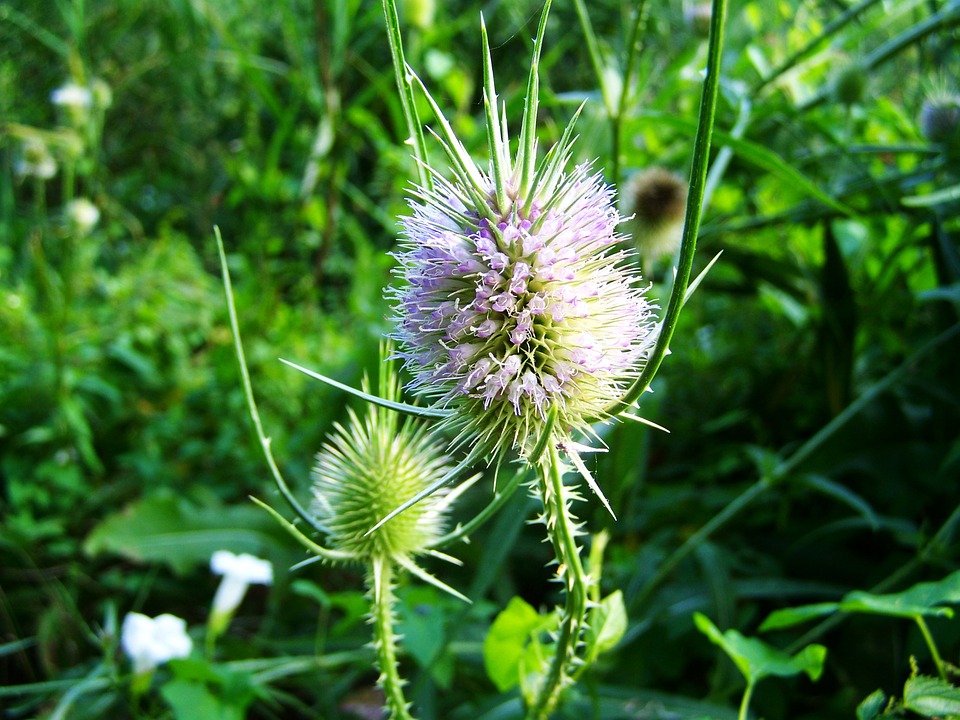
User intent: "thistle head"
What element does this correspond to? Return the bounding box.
[388,14,656,472]
[310,356,457,566]
[920,91,960,145]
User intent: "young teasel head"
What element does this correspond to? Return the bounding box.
[622,167,688,272]
[310,348,473,598]
[387,7,656,511]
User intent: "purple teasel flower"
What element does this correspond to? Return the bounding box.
[383,13,660,516]
[388,107,656,486]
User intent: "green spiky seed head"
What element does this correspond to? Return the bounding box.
[311,368,455,564]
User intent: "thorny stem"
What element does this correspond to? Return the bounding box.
[370,556,414,720]
[528,443,589,720]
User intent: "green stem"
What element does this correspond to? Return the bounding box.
[610,0,651,188]
[738,680,755,720]
[915,615,948,681]
[370,556,414,720]
[527,444,589,720]
[381,0,431,190]
[216,229,326,534]
[429,466,526,549]
[604,0,728,416]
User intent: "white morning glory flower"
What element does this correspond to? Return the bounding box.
[121,612,192,675]
[209,550,273,631]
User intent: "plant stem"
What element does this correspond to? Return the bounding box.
[370,556,414,720]
[915,615,947,681]
[604,0,728,416]
[738,680,755,720]
[216,229,326,534]
[527,444,588,720]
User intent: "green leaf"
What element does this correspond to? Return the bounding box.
[160,679,244,720]
[801,474,880,531]
[839,570,960,620]
[901,181,960,207]
[483,597,556,692]
[694,613,827,684]
[760,602,839,632]
[630,112,856,217]
[761,570,960,630]
[587,590,627,656]
[84,492,292,575]
[903,675,960,717]
[856,689,889,720]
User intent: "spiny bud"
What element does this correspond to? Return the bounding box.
[311,371,455,564]
[920,92,960,144]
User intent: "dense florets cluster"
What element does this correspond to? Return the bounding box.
[390,164,655,458]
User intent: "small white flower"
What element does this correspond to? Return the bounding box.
[51,81,93,109]
[210,550,273,621]
[121,612,192,675]
[66,198,100,235]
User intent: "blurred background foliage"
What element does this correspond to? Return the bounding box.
[1,0,959,718]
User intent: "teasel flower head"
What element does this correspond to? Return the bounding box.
[920,90,960,145]
[310,348,472,598]
[387,14,656,512]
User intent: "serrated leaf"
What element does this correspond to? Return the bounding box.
[694,613,827,684]
[903,675,960,716]
[587,590,627,655]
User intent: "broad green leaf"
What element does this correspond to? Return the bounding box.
[399,587,454,688]
[587,590,627,655]
[160,679,244,720]
[483,597,556,692]
[903,675,960,717]
[84,492,293,575]
[856,689,888,720]
[839,569,960,619]
[694,613,827,684]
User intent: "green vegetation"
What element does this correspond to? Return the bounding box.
[2,0,959,718]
